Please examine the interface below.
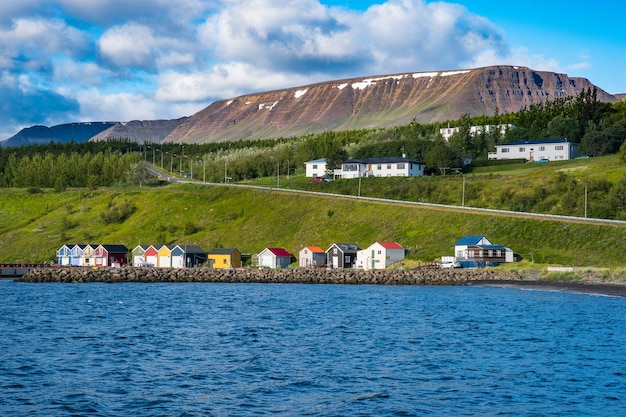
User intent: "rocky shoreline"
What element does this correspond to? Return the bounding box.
[16,266,626,297]
[17,266,521,285]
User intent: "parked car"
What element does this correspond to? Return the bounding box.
[438,261,462,269]
[309,177,324,183]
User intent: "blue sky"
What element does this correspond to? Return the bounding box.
[1,0,624,139]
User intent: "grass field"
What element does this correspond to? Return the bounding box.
[1,177,625,267]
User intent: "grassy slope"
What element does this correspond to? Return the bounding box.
[1,182,625,267]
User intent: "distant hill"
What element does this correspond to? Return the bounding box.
[2,122,117,147]
[162,65,616,144]
[89,118,189,144]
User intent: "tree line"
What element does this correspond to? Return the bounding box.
[1,88,625,188]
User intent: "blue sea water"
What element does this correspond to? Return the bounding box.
[1,281,626,416]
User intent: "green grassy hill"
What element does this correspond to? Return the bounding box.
[1,181,625,267]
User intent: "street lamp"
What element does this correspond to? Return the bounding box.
[462,174,465,207]
[180,145,184,176]
[578,179,588,218]
[197,156,206,183]
[277,159,280,189]
[156,148,163,170]
[147,146,156,165]
[166,152,175,173]
[183,155,193,179]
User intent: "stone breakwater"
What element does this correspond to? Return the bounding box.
[17,266,522,285]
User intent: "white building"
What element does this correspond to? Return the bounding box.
[304,159,327,178]
[335,157,425,179]
[440,124,514,141]
[355,242,405,270]
[489,139,578,161]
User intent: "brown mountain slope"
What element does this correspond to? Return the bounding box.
[90,118,188,144]
[163,65,616,144]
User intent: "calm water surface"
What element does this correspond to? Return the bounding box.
[1,281,625,416]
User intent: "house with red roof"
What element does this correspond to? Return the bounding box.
[256,247,293,269]
[355,241,405,270]
[299,246,327,268]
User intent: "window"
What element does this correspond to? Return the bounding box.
[387,164,392,169]
[555,145,564,150]
[344,164,358,171]
[377,250,382,255]
[344,256,350,263]
[519,147,525,152]
[223,259,227,264]
[377,164,381,170]
[397,163,405,169]
[501,148,509,153]
[312,164,318,169]
[539,146,545,151]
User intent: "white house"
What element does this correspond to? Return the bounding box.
[257,247,293,269]
[440,124,514,141]
[304,159,327,178]
[489,139,578,161]
[299,246,327,267]
[335,157,425,179]
[355,241,405,270]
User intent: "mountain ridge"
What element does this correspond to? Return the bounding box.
[162,65,616,144]
[1,65,618,146]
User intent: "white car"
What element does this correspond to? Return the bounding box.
[439,261,461,269]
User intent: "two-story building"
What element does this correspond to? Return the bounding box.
[304,159,327,178]
[489,139,578,161]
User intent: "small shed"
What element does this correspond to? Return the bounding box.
[326,243,360,269]
[257,247,293,269]
[144,245,159,267]
[95,244,129,267]
[81,244,98,267]
[173,245,207,268]
[132,245,152,267]
[69,244,86,266]
[299,246,326,268]
[208,248,242,269]
[56,244,73,265]
[157,245,174,268]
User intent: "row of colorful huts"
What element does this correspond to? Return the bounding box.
[55,241,407,270]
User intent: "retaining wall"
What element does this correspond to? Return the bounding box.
[17,266,522,285]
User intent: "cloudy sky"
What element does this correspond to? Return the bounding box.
[1,0,624,139]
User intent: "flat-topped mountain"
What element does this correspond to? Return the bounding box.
[162,65,616,144]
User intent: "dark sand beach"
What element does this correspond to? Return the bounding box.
[469,280,626,297]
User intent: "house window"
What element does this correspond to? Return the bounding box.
[387,164,392,169]
[519,147,525,152]
[397,163,405,169]
[555,145,564,150]
[377,164,382,170]
[377,250,382,255]
[496,250,501,257]
[344,164,358,171]
[223,259,227,264]
[501,148,509,153]
[468,250,474,258]
[312,164,318,169]
[344,256,350,263]
[539,146,545,151]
